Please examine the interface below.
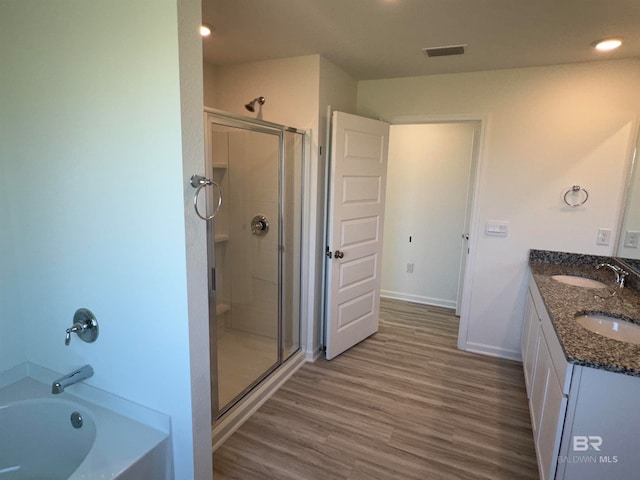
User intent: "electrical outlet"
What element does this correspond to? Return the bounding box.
[406,263,414,273]
[624,231,640,249]
[596,228,612,246]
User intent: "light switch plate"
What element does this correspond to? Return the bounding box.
[624,231,640,248]
[485,220,509,237]
[596,228,612,246]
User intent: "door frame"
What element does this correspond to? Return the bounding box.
[386,113,490,352]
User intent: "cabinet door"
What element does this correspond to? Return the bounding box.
[531,331,567,480]
[537,361,567,480]
[529,331,548,439]
[522,291,540,398]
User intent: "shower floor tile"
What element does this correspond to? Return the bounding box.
[217,329,278,410]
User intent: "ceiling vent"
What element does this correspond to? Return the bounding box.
[422,44,466,57]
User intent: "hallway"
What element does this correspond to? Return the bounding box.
[213,298,538,479]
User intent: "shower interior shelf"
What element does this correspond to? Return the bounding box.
[214,234,229,243]
[213,163,228,169]
[216,303,231,316]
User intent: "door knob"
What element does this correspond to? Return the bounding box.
[334,250,344,259]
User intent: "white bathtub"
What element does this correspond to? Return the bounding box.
[0,398,97,479]
[0,370,171,480]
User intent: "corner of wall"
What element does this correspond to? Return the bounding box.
[177,0,213,478]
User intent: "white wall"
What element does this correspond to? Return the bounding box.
[178,0,214,477]
[0,1,209,477]
[382,123,476,308]
[0,162,24,370]
[617,134,640,260]
[358,59,640,359]
[316,57,358,353]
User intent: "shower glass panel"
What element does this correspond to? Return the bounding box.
[282,130,303,360]
[205,111,303,418]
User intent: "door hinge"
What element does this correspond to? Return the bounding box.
[211,267,216,291]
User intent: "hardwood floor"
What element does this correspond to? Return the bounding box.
[213,298,539,479]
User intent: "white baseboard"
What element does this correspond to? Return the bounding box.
[380,290,457,310]
[212,350,306,452]
[305,348,322,362]
[464,341,522,362]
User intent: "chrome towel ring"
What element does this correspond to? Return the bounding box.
[190,175,222,220]
[563,185,589,207]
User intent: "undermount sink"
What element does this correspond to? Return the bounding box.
[551,275,607,289]
[575,314,640,344]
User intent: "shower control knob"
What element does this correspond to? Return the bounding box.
[65,308,99,346]
[251,215,269,236]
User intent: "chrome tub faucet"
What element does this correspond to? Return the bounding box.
[51,364,94,394]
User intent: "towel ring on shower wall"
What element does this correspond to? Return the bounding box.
[190,175,222,220]
[563,185,589,207]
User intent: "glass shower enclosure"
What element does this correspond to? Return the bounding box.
[203,109,303,418]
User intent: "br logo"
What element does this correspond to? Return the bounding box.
[573,436,603,452]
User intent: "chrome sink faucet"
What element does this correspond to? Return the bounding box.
[51,364,94,394]
[596,263,629,289]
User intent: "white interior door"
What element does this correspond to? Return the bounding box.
[456,122,481,315]
[325,111,389,360]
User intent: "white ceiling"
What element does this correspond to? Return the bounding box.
[202,0,640,80]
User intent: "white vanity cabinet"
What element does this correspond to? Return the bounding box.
[522,279,571,480]
[523,272,640,480]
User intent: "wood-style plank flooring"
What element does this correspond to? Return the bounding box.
[213,298,539,479]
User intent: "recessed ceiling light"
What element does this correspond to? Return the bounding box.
[593,38,622,52]
[200,24,214,37]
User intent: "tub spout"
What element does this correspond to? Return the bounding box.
[51,365,94,394]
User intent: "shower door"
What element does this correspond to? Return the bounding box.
[205,111,302,418]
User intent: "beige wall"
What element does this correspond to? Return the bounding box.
[203,61,217,108]
[205,54,358,356]
[358,59,640,359]
[206,55,321,128]
[382,123,476,308]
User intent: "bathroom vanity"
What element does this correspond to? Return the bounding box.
[523,250,640,480]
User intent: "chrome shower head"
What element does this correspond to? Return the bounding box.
[245,96,265,112]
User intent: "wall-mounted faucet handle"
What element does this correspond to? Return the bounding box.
[64,308,99,346]
[65,324,83,346]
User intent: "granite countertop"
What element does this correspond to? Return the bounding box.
[529,250,640,377]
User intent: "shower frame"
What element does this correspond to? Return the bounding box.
[203,107,305,419]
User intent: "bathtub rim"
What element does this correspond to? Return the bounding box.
[0,363,172,479]
[0,362,170,434]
